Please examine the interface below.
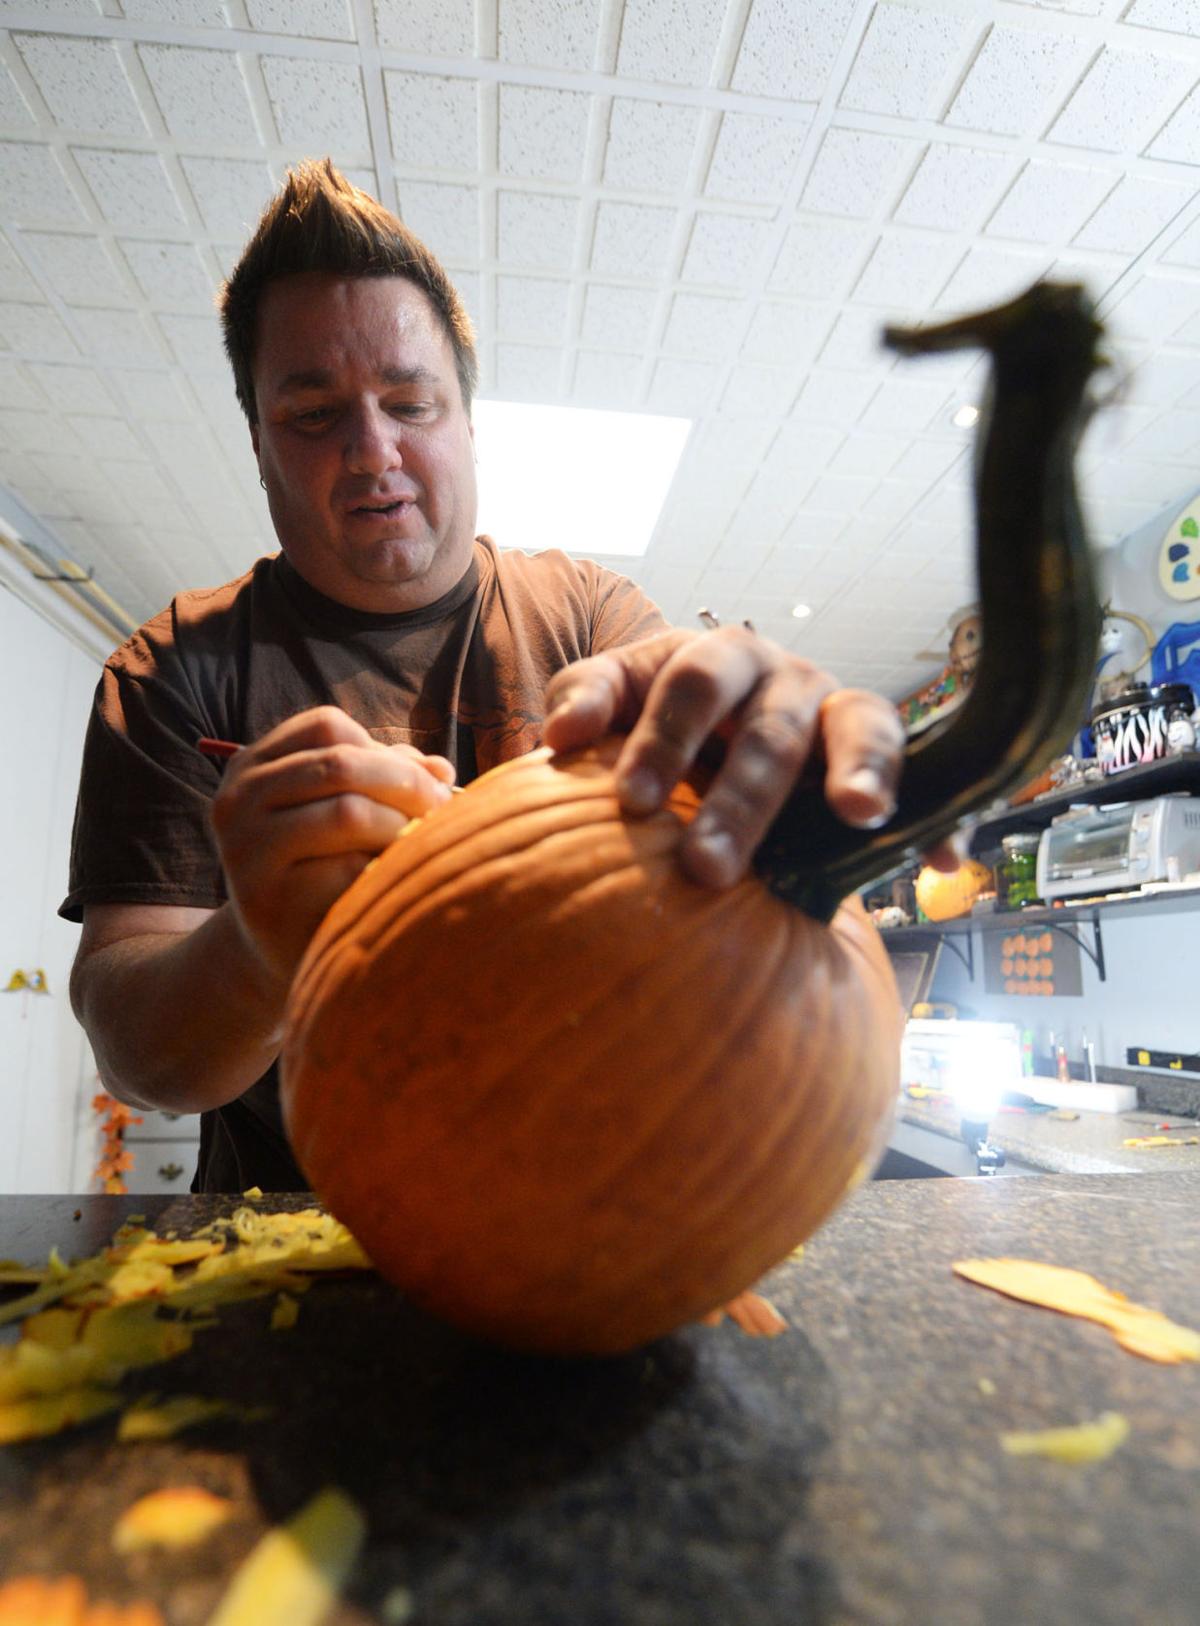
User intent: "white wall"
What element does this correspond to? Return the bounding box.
[928,901,1197,1073]
[0,580,104,1192]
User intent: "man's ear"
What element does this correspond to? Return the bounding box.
[250,422,260,459]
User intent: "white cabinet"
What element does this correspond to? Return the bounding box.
[0,586,102,1192]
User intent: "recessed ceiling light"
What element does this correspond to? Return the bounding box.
[473,400,692,559]
[952,403,980,429]
[791,602,812,620]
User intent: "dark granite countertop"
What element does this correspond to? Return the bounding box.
[2,1180,1198,1626]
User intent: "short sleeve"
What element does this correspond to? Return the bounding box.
[589,567,670,653]
[59,624,227,922]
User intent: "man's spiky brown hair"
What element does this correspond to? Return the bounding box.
[220,158,478,424]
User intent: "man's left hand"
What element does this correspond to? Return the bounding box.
[543,626,915,888]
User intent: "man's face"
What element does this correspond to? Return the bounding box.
[250,272,477,612]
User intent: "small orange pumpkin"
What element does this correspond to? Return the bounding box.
[914,858,993,923]
[281,738,903,1355]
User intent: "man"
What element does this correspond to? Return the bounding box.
[63,160,909,1193]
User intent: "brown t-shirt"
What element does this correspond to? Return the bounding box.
[62,537,667,1192]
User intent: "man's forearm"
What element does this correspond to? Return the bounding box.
[72,907,291,1114]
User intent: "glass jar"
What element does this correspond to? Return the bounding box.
[1000,833,1041,908]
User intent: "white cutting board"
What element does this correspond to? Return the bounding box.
[1022,1076,1138,1113]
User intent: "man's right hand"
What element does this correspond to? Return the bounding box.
[210,706,455,985]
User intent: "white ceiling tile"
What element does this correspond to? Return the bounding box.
[935,243,1052,311]
[121,1,226,22]
[945,22,1090,138]
[859,375,953,433]
[854,477,926,528]
[13,33,147,138]
[687,415,777,472]
[67,413,146,458]
[841,1,976,120]
[616,0,726,86]
[498,84,590,184]
[26,360,111,413]
[109,367,195,421]
[800,128,921,221]
[1122,408,1200,461]
[779,514,852,553]
[156,311,227,370]
[758,421,842,485]
[21,230,128,306]
[1110,272,1200,342]
[397,180,479,264]
[71,307,162,364]
[602,97,701,193]
[827,431,906,478]
[852,231,956,309]
[179,156,274,239]
[385,72,478,172]
[0,300,78,358]
[1119,349,1200,409]
[1124,0,1200,33]
[1166,306,1200,348]
[769,218,872,298]
[73,147,188,234]
[791,368,879,426]
[491,342,564,400]
[681,212,768,288]
[119,239,215,308]
[1048,46,1197,154]
[888,436,967,483]
[498,189,580,268]
[0,0,100,18]
[1073,173,1195,256]
[0,233,39,299]
[818,307,896,371]
[580,283,658,349]
[374,0,473,52]
[1163,212,1200,268]
[740,301,831,367]
[591,199,675,277]
[720,363,798,417]
[1147,81,1200,163]
[705,110,810,206]
[662,290,742,359]
[0,359,46,410]
[138,45,260,145]
[646,356,721,415]
[495,273,571,343]
[1,59,36,127]
[499,0,602,70]
[0,408,79,454]
[247,0,355,40]
[571,349,642,405]
[261,57,369,153]
[0,140,85,228]
[893,143,1018,233]
[732,0,857,101]
[986,159,1118,244]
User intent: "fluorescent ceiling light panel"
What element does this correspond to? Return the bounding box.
[473,400,692,559]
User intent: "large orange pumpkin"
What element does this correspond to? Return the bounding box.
[281,738,902,1355]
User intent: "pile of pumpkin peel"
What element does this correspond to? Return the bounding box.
[0,1203,370,1446]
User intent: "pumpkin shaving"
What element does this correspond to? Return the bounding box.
[113,1487,236,1553]
[204,1487,365,1626]
[0,1575,164,1625]
[1001,1411,1129,1464]
[953,1259,1200,1364]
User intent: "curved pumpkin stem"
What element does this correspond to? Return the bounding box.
[754,280,1105,921]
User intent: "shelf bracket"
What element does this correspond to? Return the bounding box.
[1043,914,1105,981]
[934,930,974,980]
